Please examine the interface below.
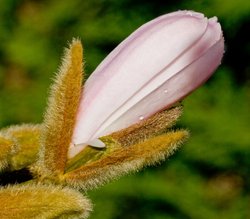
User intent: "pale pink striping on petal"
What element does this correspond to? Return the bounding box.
[73,12,209,145]
[69,11,224,158]
[91,17,223,139]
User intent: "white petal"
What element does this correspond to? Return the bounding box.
[68,139,106,158]
[91,16,223,138]
[86,139,106,148]
[101,37,224,134]
[72,11,208,145]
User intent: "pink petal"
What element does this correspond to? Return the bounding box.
[100,37,224,135]
[92,17,223,138]
[70,11,224,157]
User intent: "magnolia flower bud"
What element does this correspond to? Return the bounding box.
[70,10,224,157]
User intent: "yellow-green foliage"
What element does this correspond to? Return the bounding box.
[63,130,189,190]
[28,39,188,191]
[39,39,83,176]
[111,106,183,146]
[0,184,92,219]
[0,1,249,218]
[61,105,186,190]
[65,136,120,173]
[1,124,41,171]
[0,135,14,171]
[0,39,189,218]
[65,105,183,176]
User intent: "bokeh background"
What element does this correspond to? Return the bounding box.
[0,0,249,218]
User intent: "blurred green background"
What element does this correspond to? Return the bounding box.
[0,0,249,218]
